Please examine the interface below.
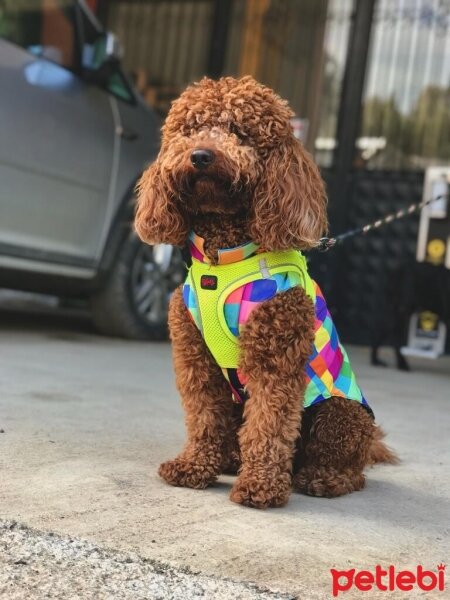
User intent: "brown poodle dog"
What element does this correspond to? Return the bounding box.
[135,76,397,509]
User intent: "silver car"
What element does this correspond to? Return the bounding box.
[0,0,184,338]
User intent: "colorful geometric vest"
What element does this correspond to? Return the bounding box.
[183,232,371,415]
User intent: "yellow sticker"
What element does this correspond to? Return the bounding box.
[426,239,446,264]
[419,311,438,332]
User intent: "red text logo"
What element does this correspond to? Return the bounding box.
[331,564,446,596]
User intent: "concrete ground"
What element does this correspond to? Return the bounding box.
[0,299,449,599]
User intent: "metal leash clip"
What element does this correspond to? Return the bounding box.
[317,237,338,252]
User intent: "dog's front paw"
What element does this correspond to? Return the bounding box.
[158,458,218,489]
[230,470,292,509]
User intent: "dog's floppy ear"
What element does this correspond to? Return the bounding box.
[250,139,327,251]
[135,161,189,246]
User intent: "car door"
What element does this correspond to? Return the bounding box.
[0,0,115,268]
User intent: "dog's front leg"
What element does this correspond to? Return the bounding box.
[158,287,232,489]
[230,287,315,508]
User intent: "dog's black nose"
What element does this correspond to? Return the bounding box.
[191,149,215,170]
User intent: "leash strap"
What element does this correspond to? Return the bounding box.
[316,194,447,252]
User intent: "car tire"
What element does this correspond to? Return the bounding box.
[90,232,185,340]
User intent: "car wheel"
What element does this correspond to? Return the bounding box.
[90,233,185,340]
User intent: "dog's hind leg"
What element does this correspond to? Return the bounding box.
[230,287,315,508]
[158,287,233,489]
[293,397,374,497]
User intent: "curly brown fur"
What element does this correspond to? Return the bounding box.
[230,287,315,508]
[193,213,252,264]
[293,398,374,497]
[135,76,396,509]
[293,403,398,497]
[368,425,399,466]
[221,403,244,475]
[160,287,233,489]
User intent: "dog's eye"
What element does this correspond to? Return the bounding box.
[229,123,242,138]
[229,123,249,145]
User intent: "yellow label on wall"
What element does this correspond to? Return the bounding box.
[418,311,438,332]
[426,239,446,265]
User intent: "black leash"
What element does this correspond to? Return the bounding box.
[316,194,447,252]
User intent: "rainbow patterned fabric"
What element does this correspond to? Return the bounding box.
[188,231,260,265]
[304,283,370,408]
[224,273,302,337]
[183,232,371,414]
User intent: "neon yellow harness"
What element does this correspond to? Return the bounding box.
[185,249,314,368]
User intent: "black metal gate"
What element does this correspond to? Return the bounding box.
[311,0,448,345]
[310,171,423,344]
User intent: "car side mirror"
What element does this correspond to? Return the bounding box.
[83,32,134,102]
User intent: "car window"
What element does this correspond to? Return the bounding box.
[0,0,76,69]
